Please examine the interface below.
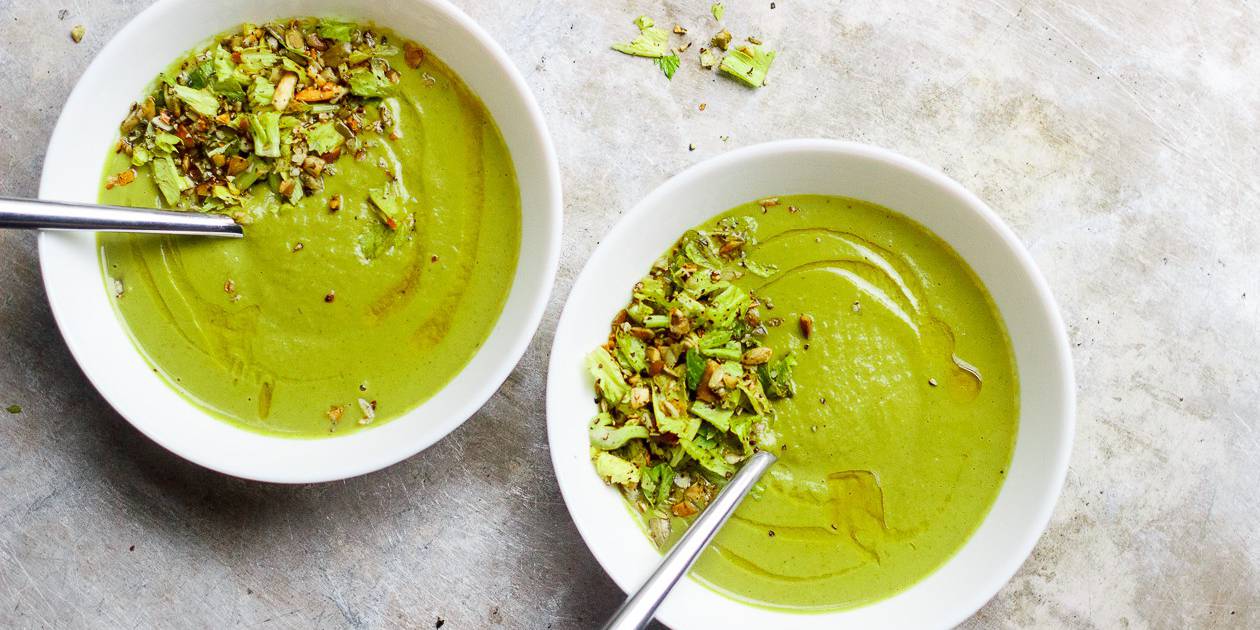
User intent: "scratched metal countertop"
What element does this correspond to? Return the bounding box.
[1,1,1256,628]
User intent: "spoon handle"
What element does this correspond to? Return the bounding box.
[602,450,777,630]
[0,196,242,237]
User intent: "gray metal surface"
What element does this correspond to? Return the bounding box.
[0,1,1256,628]
[0,196,242,236]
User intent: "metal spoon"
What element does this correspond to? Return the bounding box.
[603,450,778,630]
[0,196,242,237]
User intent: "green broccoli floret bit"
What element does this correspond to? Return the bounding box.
[615,332,648,373]
[595,451,640,486]
[587,347,630,404]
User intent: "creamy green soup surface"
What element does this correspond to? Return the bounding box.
[689,195,1018,610]
[98,19,521,437]
[589,194,1018,611]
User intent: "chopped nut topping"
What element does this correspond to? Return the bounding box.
[742,347,773,365]
[669,308,691,335]
[711,29,732,50]
[799,314,814,339]
[327,405,344,423]
[272,72,298,112]
[404,41,426,69]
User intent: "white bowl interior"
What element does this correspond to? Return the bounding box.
[38,0,560,482]
[546,140,1073,629]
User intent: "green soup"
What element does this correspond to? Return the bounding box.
[98,24,520,437]
[681,195,1018,610]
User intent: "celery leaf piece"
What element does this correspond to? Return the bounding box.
[615,332,648,373]
[711,2,725,21]
[612,16,670,58]
[590,423,650,450]
[317,20,354,42]
[594,451,640,486]
[172,85,220,118]
[655,53,680,80]
[237,48,279,73]
[719,43,777,88]
[348,66,395,97]
[691,400,733,432]
[587,347,630,405]
[367,185,406,230]
[152,157,189,206]
[758,352,798,398]
[248,76,276,111]
[248,111,282,158]
[684,349,706,392]
[305,121,345,154]
[640,463,675,506]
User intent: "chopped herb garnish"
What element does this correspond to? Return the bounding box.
[711,2,726,21]
[305,121,345,154]
[719,43,777,87]
[655,53,680,80]
[5,405,21,414]
[612,15,671,58]
[171,85,220,118]
[368,184,405,230]
[587,218,792,548]
[111,18,421,226]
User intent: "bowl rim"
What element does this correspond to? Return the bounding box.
[546,138,1075,628]
[37,0,562,483]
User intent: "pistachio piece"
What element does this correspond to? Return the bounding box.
[742,347,773,365]
[404,41,425,69]
[711,29,731,51]
[321,41,352,67]
[284,27,306,51]
[799,314,814,339]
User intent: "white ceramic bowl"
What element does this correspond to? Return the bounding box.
[39,0,561,483]
[547,140,1074,629]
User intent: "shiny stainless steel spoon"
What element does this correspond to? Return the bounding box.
[602,450,777,630]
[0,196,242,237]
